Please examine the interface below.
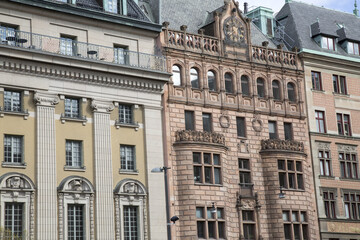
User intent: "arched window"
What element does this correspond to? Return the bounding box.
[225,73,233,93]
[272,80,281,100]
[114,179,147,240]
[287,82,296,102]
[207,71,217,91]
[241,75,250,96]
[257,77,265,98]
[190,68,199,88]
[172,65,182,86]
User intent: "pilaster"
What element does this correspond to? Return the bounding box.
[91,99,115,239]
[34,92,59,240]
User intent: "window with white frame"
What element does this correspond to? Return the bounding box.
[60,35,76,56]
[114,46,128,64]
[119,104,133,124]
[120,145,135,171]
[65,140,82,168]
[4,135,23,164]
[196,206,225,239]
[321,36,335,50]
[123,206,138,239]
[114,180,147,240]
[65,98,80,118]
[5,202,24,238]
[67,204,84,240]
[347,41,359,55]
[4,90,21,112]
[107,0,118,13]
[0,25,16,46]
[0,174,35,240]
[58,177,94,240]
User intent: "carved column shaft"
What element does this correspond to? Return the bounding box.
[35,92,59,240]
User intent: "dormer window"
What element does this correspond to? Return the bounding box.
[321,36,335,50]
[347,42,359,55]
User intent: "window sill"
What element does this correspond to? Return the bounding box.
[2,162,27,168]
[311,89,325,93]
[339,177,360,182]
[319,175,335,179]
[60,114,87,126]
[237,136,247,140]
[194,183,223,187]
[64,166,86,172]
[333,92,349,97]
[115,121,139,130]
[282,188,305,192]
[119,169,139,175]
[0,108,29,120]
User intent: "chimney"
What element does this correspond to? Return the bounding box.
[244,2,248,14]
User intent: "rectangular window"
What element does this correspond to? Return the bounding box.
[315,111,326,133]
[311,71,322,90]
[239,159,251,188]
[185,110,195,130]
[319,150,331,176]
[333,75,347,95]
[4,135,23,164]
[0,25,17,46]
[119,104,133,124]
[65,140,82,167]
[337,113,351,136]
[4,90,21,112]
[339,152,358,179]
[236,117,246,138]
[269,121,278,139]
[348,42,360,55]
[120,145,135,171]
[5,203,23,238]
[278,159,304,190]
[65,98,80,118]
[322,36,335,50]
[284,122,293,140]
[243,210,256,240]
[202,113,212,132]
[123,206,138,239]
[107,0,118,13]
[68,204,84,240]
[193,152,221,185]
[60,35,77,56]
[283,210,308,240]
[196,206,225,239]
[114,46,128,64]
[323,190,336,219]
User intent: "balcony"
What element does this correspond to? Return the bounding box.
[0,30,166,72]
[175,130,226,147]
[260,139,305,153]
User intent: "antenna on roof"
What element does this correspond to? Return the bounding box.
[354,0,359,17]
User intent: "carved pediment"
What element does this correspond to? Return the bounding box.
[337,144,357,153]
[114,179,147,196]
[0,173,35,191]
[58,176,94,193]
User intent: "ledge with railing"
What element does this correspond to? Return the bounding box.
[0,29,166,72]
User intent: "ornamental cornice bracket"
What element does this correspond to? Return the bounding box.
[34,92,59,106]
[91,99,115,113]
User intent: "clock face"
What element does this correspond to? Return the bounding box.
[224,17,245,44]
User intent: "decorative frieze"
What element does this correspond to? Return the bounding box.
[261,139,305,153]
[175,130,226,146]
[337,144,357,153]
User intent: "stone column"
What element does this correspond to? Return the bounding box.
[91,100,115,239]
[144,106,167,240]
[34,92,59,240]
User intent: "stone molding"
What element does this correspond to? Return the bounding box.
[317,141,331,151]
[261,139,305,153]
[34,92,60,106]
[337,144,357,153]
[91,100,115,113]
[175,130,226,146]
[0,59,164,93]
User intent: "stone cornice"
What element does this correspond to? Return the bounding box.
[34,92,59,106]
[0,57,166,93]
[91,100,115,113]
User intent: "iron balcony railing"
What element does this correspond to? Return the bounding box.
[0,29,166,72]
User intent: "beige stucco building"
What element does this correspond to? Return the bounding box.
[0,0,169,239]
[277,1,360,239]
[155,0,319,239]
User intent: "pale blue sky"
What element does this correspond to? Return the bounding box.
[238,0,357,15]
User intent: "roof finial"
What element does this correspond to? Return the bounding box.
[354,0,359,17]
[316,17,319,23]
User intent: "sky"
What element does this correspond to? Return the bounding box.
[237,0,357,15]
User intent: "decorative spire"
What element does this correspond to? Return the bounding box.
[354,0,359,17]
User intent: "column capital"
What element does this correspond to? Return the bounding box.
[34,92,59,106]
[91,99,115,113]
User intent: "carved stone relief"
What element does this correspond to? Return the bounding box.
[337,144,357,153]
[317,142,330,151]
[219,115,230,128]
[252,115,263,135]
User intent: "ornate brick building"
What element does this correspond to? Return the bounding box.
[156,0,319,239]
